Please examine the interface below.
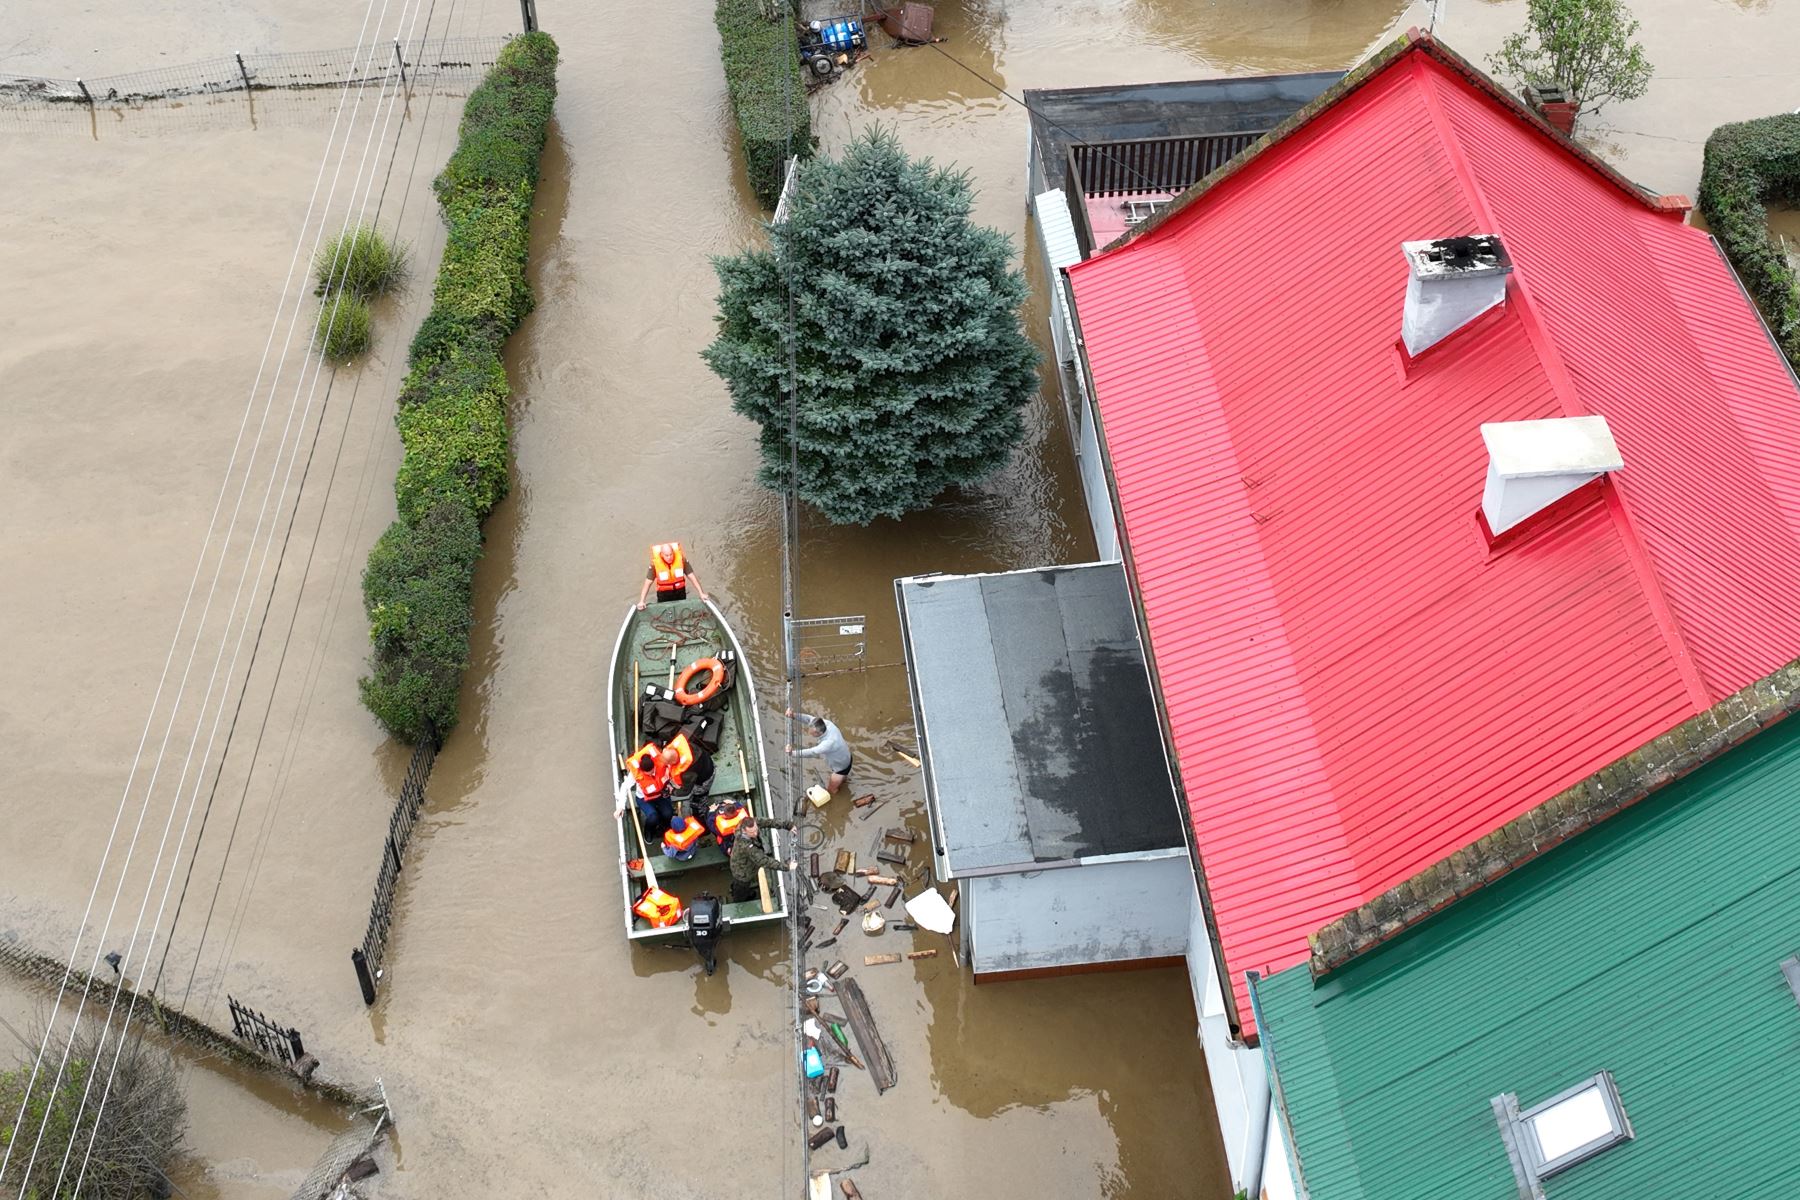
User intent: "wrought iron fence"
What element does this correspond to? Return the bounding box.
[228,995,308,1068]
[352,730,438,1004]
[0,35,511,112]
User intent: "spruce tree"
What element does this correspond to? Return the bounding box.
[704,129,1038,525]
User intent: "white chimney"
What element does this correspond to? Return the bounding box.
[1401,235,1514,356]
[1480,416,1623,535]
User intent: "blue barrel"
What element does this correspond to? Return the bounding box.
[820,19,862,52]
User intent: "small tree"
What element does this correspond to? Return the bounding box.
[704,128,1038,525]
[0,1021,187,1200]
[1490,0,1652,118]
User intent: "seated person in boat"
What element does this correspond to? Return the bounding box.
[617,743,675,835]
[728,812,796,904]
[658,731,715,809]
[637,540,709,610]
[705,798,749,851]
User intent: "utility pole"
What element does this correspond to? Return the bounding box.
[520,0,538,33]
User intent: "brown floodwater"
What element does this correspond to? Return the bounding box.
[5,0,1799,1196]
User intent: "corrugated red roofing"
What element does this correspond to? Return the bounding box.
[1066,36,1800,1035]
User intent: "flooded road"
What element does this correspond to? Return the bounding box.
[5,0,1800,1195]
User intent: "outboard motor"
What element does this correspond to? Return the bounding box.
[687,891,727,976]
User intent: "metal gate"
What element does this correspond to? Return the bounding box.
[786,615,867,676]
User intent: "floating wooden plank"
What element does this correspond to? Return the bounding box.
[840,978,895,1092]
[835,849,855,875]
[906,949,938,960]
[884,826,918,844]
[864,953,901,965]
[853,793,877,808]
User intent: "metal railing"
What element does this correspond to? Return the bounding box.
[351,730,438,1004]
[1063,130,1266,256]
[227,996,308,1069]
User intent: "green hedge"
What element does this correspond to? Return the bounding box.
[1699,112,1800,369]
[359,31,559,743]
[716,0,812,208]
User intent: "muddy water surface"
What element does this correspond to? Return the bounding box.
[6,0,1800,1196]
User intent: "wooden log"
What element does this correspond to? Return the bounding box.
[835,849,855,874]
[841,1182,863,1200]
[823,1096,837,1122]
[906,949,938,960]
[826,960,850,979]
[866,874,898,886]
[839,978,895,1091]
[884,885,902,909]
[808,1127,836,1150]
[853,793,877,807]
[863,953,901,965]
[825,1066,839,1092]
[885,826,919,843]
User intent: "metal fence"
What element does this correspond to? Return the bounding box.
[351,731,438,1005]
[0,35,511,112]
[228,995,308,1069]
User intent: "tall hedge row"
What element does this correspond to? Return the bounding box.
[716,0,812,208]
[1699,113,1800,370]
[359,32,559,743]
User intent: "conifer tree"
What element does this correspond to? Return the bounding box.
[704,129,1038,525]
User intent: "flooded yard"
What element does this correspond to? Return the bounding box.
[3,0,1798,1195]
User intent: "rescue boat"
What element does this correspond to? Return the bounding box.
[607,594,789,943]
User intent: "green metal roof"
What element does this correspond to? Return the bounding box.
[1254,714,1800,1200]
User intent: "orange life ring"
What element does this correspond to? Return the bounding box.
[674,657,726,706]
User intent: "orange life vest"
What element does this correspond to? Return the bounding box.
[627,742,668,799]
[633,886,683,928]
[651,542,687,595]
[662,815,704,854]
[662,733,696,788]
[712,804,747,840]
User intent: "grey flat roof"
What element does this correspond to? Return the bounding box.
[1026,72,1341,192]
[895,563,1183,875]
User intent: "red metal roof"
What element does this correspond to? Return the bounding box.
[1066,35,1800,1035]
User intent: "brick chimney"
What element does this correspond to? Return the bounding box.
[1401,235,1513,356]
[1480,415,1623,535]
[1523,83,1578,136]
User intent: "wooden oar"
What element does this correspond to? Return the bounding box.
[668,642,678,690]
[633,660,640,745]
[740,744,773,914]
[629,790,658,893]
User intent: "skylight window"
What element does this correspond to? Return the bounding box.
[1492,1072,1633,1198]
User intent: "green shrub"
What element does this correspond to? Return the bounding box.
[1700,112,1800,368]
[435,32,559,204]
[716,0,812,208]
[432,187,536,332]
[395,371,511,524]
[358,33,558,741]
[0,1023,186,1200]
[360,500,483,741]
[315,224,406,297]
[316,292,373,361]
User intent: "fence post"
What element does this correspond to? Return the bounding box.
[76,78,93,105]
[520,0,539,33]
[387,837,402,874]
[352,948,377,1005]
[235,51,252,90]
[392,39,407,85]
[288,1027,307,1061]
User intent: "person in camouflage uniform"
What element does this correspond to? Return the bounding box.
[728,813,795,903]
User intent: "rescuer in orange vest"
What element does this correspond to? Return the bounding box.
[637,541,709,610]
[707,799,749,852]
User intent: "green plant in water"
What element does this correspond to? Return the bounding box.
[316,293,373,362]
[1488,0,1652,120]
[315,224,406,297]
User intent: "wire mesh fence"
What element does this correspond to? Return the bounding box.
[0,36,511,133]
[0,36,511,108]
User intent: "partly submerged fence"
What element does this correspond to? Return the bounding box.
[0,35,512,112]
[351,731,438,1005]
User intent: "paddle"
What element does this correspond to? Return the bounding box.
[620,753,658,893]
[740,744,773,914]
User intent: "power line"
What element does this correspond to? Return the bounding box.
[59,11,438,1186]
[0,0,395,1186]
[189,0,468,1022]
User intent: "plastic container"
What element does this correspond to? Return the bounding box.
[804,1046,825,1079]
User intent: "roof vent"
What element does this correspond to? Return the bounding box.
[1401,234,1513,356]
[1481,416,1623,535]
